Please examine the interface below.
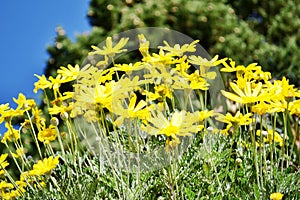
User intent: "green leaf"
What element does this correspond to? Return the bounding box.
[184,187,196,200]
[253,183,261,200]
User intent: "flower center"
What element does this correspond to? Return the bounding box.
[162,125,179,136]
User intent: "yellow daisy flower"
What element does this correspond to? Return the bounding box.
[256,130,283,147]
[142,49,175,65]
[37,125,58,144]
[270,192,284,200]
[215,111,253,126]
[159,40,199,56]
[29,156,60,176]
[198,110,215,122]
[0,154,9,175]
[114,93,153,126]
[13,93,36,110]
[12,147,25,159]
[141,110,200,141]
[289,99,300,115]
[187,70,210,90]
[1,122,20,143]
[33,74,52,93]
[57,64,80,81]
[113,62,144,74]
[89,36,129,66]
[221,81,264,104]
[138,34,150,57]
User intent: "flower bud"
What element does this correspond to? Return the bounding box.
[22,127,28,134]
[50,117,59,126]
[207,126,214,131]
[23,102,29,109]
[235,158,242,166]
[261,131,268,137]
[61,132,67,138]
[60,112,69,121]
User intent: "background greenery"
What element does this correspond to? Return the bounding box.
[45,0,300,85]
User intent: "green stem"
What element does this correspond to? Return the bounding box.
[168,150,177,200]
[55,126,66,160]
[251,128,261,190]
[25,110,43,159]
[50,176,68,200]
[281,109,289,172]
[259,115,264,190]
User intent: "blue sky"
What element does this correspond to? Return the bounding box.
[0,1,91,133]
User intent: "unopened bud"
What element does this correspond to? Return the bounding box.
[22,127,28,134]
[50,117,59,126]
[24,102,29,108]
[60,112,69,120]
[261,131,268,137]
[61,132,67,138]
[207,126,214,132]
[235,158,242,166]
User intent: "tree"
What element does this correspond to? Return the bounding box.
[44,0,300,85]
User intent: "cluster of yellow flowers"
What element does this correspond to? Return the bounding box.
[0,34,297,198]
[68,35,221,149]
[216,56,300,148]
[0,84,61,198]
[220,58,299,113]
[0,153,59,199]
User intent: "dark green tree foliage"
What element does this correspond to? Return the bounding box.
[45,0,300,85]
[228,0,300,82]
